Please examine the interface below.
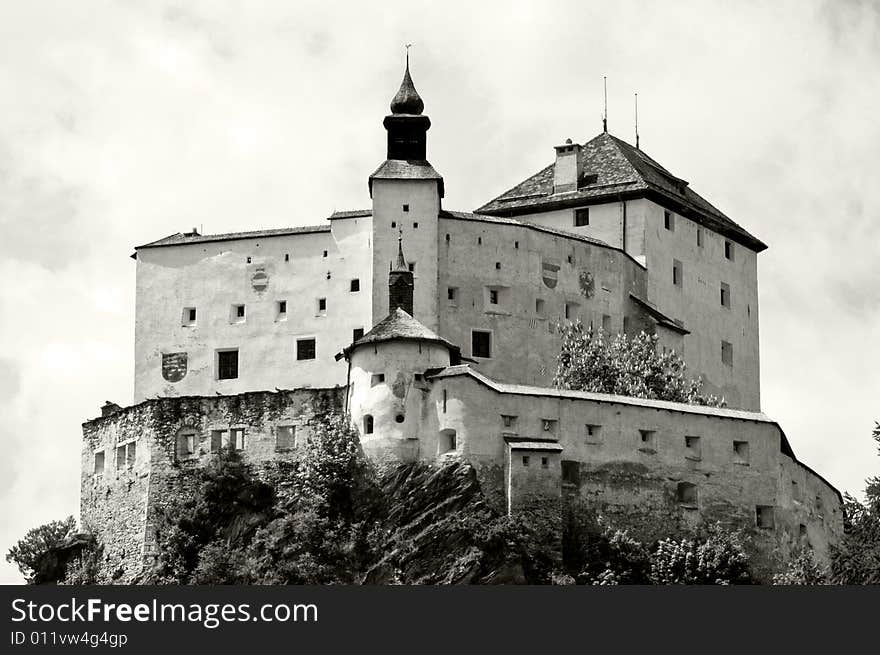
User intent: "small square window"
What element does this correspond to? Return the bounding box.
[231,304,246,322]
[495,262,501,269]
[585,424,602,443]
[541,456,549,469]
[182,307,197,326]
[217,350,239,380]
[350,279,360,292]
[472,330,491,358]
[664,210,674,231]
[391,221,396,229]
[733,440,750,464]
[542,419,557,433]
[725,240,734,261]
[501,414,517,428]
[353,327,364,342]
[402,204,409,212]
[276,425,296,451]
[323,250,328,258]
[296,338,316,361]
[575,208,590,226]
[720,282,730,308]
[413,222,419,229]
[371,373,385,386]
[639,429,656,451]
[721,340,733,366]
[408,262,416,273]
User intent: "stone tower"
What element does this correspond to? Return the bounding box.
[370,56,443,330]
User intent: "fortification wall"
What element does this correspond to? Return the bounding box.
[80,387,344,582]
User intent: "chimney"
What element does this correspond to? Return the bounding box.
[101,401,122,418]
[553,139,583,194]
[389,235,414,316]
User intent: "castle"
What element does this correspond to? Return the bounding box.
[81,59,843,581]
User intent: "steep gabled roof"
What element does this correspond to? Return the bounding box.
[476,132,767,252]
[369,159,445,197]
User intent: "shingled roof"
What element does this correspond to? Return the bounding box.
[343,307,460,359]
[475,132,766,252]
[135,225,330,250]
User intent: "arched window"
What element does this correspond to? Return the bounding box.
[363,415,374,435]
[176,428,198,461]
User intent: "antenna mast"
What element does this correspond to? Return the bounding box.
[602,76,608,133]
[635,92,639,149]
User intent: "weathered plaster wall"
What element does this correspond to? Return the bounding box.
[436,215,648,387]
[372,179,441,330]
[80,388,344,582]
[133,221,372,402]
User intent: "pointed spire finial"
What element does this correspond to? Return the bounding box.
[394,227,408,272]
[603,76,608,133]
[634,92,640,149]
[390,45,424,115]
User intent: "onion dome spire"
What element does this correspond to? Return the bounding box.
[390,49,424,115]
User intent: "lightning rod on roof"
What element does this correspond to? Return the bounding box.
[603,76,608,133]
[635,92,639,150]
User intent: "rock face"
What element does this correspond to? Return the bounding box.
[365,462,541,584]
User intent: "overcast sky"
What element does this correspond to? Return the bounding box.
[1,0,878,583]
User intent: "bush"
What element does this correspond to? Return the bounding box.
[650,524,752,585]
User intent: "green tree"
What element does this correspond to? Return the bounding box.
[829,422,880,584]
[6,516,77,584]
[553,322,724,406]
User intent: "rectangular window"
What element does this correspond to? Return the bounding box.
[685,435,701,459]
[350,279,360,292]
[562,460,580,485]
[276,425,296,451]
[277,300,287,319]
[697,228,704,247]
[720,282,730,308]
[639,429,656,451]
[502,415,517,428]
[296,338,316,361]
[210,430,226,454]
[541,456,549,469]
[408,262,416,273]
[575,208,590,226]
[126,441,136,466]
[182,307,196,326]
[664,210,674,231]
[217,349,239,380]
[677,482,698,505]
[371,373,385,386]
[721,340,733,366]
[564,302,577,320]
[585,424,602,444]
[447,287,457,302]
[413,222,419,229]
[230,428,246,451]
[535,298,545,315]
[733,440,750,465]
[442,389,447,413]
[489,289,499,305]
[472,330,491,358]
[725,240,735,261]
[542,419,557,434]
[353,327,364,342]
[673,259,683,287]
[602,314,612,333]
[94,451,105,475]
[317,298,327,314]
[116,445,125,469]
[522,455,530,467]
[231,304,245,323]
[402,204,409,212]
[756,505,775,529]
